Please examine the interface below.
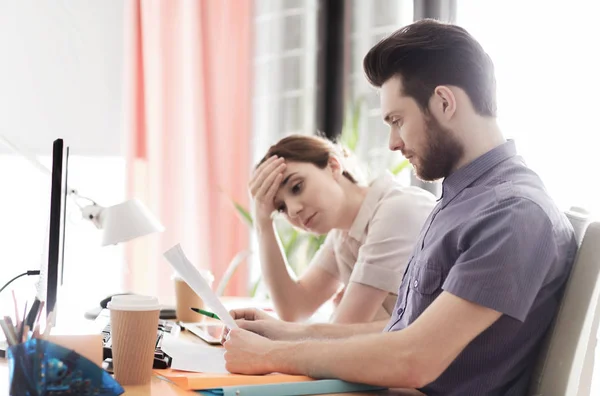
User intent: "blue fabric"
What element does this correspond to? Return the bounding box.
[8,338,124,395]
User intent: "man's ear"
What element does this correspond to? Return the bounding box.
[328,156,343,180]
[430,85,457,122]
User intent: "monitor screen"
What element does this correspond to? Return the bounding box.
[38,138,69,320]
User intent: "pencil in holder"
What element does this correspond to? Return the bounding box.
[7,338,124,396]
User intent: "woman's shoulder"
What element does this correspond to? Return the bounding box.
[371,173,436,203]
[369,174,437,221]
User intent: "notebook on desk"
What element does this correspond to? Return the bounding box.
[200,380,386,396]
[155,369,386,396]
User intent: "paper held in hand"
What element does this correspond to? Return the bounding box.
[163,244,238,329]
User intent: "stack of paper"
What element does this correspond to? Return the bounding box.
[154,368,315,391]
[161,335,228,374]
[154,369,386,396]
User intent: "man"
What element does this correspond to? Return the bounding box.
[222,19,577,395]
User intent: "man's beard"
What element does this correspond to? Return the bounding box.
[413,114,464,182]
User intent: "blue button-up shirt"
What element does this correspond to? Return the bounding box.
[385,141,577,395]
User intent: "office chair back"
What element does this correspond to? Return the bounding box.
[528,221,600,395]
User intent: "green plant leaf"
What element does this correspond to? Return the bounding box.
[283,229,299,258]
[318,234,327,245]
[306,234,327,262]
[390,159,411,176]
[249,278,261,298]
[350,98,364,149]
[283,230,302,275]
[233,202,253,228]
[218,185,254,228]
[341,97,363,152]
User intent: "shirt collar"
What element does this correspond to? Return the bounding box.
[440,140,517,208]
[347,171,394,243]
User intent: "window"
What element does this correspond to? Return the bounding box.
[252,0,319,162]
[347,0,413,180]
[250,0,319,292]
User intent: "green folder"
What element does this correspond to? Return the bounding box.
[197,379,386,396]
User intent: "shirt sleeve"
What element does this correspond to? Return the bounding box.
[349,192,433,294]
[442,197,557,322]
[311,232,340,279]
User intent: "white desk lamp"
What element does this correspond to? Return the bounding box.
[0,135,164,245]
[76,194,164,246]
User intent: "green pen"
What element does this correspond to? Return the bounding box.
[190,307,221,320]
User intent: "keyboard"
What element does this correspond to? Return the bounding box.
[95,309,180,370]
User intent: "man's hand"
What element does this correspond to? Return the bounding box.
[223,328,283,375]
[230,308,277,322]
[221,308,308,343]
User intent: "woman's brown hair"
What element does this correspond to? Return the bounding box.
[257,134,358,183]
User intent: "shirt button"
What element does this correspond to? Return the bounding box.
[397,308,404,315]
[413,280,419,288]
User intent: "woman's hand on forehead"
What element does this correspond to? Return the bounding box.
[249,156,287,223]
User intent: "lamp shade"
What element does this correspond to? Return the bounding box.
[99,199,164,246]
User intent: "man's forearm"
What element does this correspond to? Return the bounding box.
[305,319,387,339]
[271,332,423,388]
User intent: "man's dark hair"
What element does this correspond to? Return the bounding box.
[363,19,497,117]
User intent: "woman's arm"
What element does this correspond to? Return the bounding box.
[330,281,390,323]
[249,156,341,322]
[257,220,340,322]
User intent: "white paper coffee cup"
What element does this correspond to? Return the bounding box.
[108,295,160,385]
[107,295,160,311]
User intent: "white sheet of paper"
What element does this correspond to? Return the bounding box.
[163,244,238,329]
[161,335,228,374]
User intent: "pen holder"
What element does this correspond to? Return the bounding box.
[7,338,124,396]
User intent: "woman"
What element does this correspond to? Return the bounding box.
[250,135,436,323]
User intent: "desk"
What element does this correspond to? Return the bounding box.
[0,331,423,396]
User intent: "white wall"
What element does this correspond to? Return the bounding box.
[0,1,127,319]
[0,0,124,156]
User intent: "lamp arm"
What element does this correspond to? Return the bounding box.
[69,189,98,208]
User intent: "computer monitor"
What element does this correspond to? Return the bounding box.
[39,138,69,320]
